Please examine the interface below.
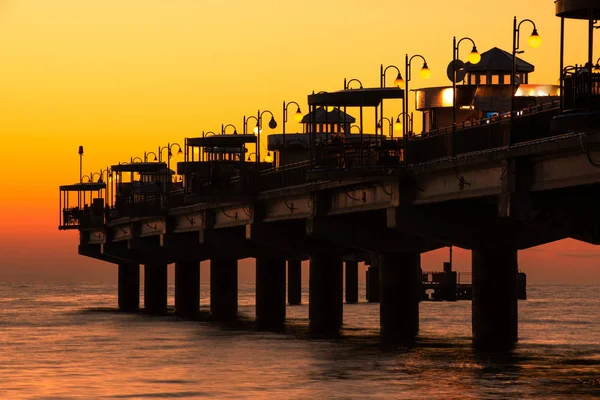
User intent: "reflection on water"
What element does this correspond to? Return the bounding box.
[0,283,597,399]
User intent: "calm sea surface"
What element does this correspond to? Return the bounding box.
[0,282,598,399]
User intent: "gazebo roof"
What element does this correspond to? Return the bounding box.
[300,107,356,124]
[464,47,534,73]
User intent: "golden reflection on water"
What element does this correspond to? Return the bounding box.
[0,283,597,399]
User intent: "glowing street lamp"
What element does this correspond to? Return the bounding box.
[380,64,404,89]
[511,17,541,131]
[245,110,277,166]
[221,124,238,135]
[404,54,431,144]
[452,37,480,142]
[158,142,183,170]
[377,117,393,137]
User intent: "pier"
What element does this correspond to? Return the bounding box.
[59,1,600,349]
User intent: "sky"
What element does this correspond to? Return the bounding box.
[0,0,598,283]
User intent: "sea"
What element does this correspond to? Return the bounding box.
[0,282,598,399]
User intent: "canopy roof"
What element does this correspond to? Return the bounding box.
[59,182,106,191]
[555,0,600,19]
[308,87,404,107]
[111,162,168,172]
[187,135,257,147]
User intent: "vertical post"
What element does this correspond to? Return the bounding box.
[309,254,343,335]
[287,259,302,305]
[210,258,238,321]
[404,54,409,163]
[560,17,565,112]
[144,263,168,315]
[367,264,380,303]
[256,257,286,330]
[379,253,421,342]
[510,17,518,145]
[589,9,594,109]
[345,261,359,304]
[118,263,140,312]
[282,101,286,187]
[175,261,200,317]
[472,248,518,349]
[256,109,261,166]
[451,37,457,157]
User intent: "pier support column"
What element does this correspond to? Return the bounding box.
[118,263,139,312]
[379,253,421,342]
[144,263,168,315]
[366,265,380,302]
[210,258,238,321]
[287,259,302,305]
[345,261,359,304]
[256,257,286,330]
[175,261,200,317]
[309,254,343,335]
[472,248,518,349]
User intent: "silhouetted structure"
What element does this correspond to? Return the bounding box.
[60,2,598,350]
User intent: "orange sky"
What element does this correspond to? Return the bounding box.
[0,0,598,283]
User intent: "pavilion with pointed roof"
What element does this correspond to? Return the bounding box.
[464,47,535,86]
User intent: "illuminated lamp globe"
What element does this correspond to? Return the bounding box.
[468,46,481,64]
[268,116,278,129]
[177,148,183,155]
[376,122,382,135]
[265,152,273,163]
[253,125,260,134]
[395,74,405,89]
[594,64,600,74]
[528,29,541,49]
[394,73,404,89]
[394,117,402,132]
[294,108,303,122]
[420,63,431,80]
[326,106,335,112]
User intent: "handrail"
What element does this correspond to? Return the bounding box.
[413,100,561,140]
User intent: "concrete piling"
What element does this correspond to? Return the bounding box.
[118,263,140,312]
[175,261,200,317]
[144,263,168,315]
[210,258,238,321]
[256,257,286,330]
[379,253,421,342]
[309,254,343,335]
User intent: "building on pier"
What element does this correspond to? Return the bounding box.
[414,47,560,134]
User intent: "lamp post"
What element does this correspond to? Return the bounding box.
[511,17,541,135]
[282,100,302,178]
[380,64,404,88]
[377,117,393,138]
[144,151,158,162]
[221,124,238,135]
[395,112,414,137]
[403,54,431,140]
[452,37,480,156]
[246,110,277,166]
[344,78,363,90]
[78,145,84,183]
[99,167,111,208]
[158,143,183,170]
[379,65,404,134]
